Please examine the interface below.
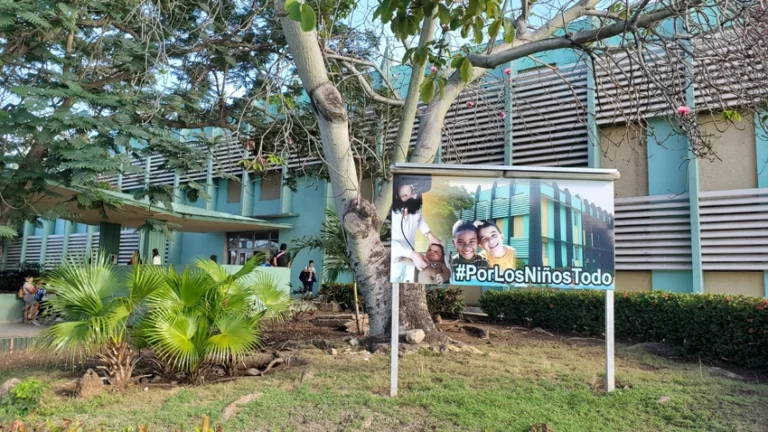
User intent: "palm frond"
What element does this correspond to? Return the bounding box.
[206,315,261,365]
[0,225,17,239]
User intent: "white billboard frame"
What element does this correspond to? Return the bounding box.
[389,163,621,397]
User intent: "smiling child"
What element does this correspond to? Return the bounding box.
[475,220,517,271]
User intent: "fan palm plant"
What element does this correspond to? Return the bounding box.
[38,255,165,387]
[139,255,290,381]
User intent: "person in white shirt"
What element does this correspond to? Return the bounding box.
[152,248,161,265]
[299,260,317,295]
[391,181,442,283]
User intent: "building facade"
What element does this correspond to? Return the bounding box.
[3,20,767,298]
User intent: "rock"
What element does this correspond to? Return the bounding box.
[75,369,104,399]
[143,387,149,392]
[529,423,555,432]
[657,396,672,404]
[531,328,555,337]
[312,339,334,350]
[708,367,745,381]
[171,381,179,385]
[348,338,360,347]
[627,342,679,358]
[405,329,426,344]
[211,366,226,377]
[150,375,163,383]
[328,348,338,356]
[245,368,260,377]
[139,377,150,384]
[317,302,341,312]
[462,325,490,339]
[222,392,263,421]
[345,318,369,334]
[461,345,484,355]
[0,378,21,399]
[447,344,462,352]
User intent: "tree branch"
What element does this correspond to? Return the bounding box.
[584,10,624,20]
[325,52,402,99]
[468,2,699,69]
[325,52,404,107]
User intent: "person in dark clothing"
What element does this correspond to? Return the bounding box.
[272,243,291,267]
[210,255,217,263]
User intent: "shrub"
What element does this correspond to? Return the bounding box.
[479,289,768,369]
[1,378,45,418]
[318,283,365,312]
[0,262,42,294]
[426,286,465,320]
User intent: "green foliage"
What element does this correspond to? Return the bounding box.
[39,255,165,354]
[290,209,349,283]
[1,378,45,418]
[0,225,17,239]
[423,184,475,241]
[426,286,465,319]
[0,263,41,293]
[138,256,290,374]
[480,289,768,369]
[318,283,366,312]
[722,110,742,122]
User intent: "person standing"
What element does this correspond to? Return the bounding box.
[20,277,39,326]
[128,249,142,265]
[209,255,217,263]
[152,248,161,265]
[272,243,290,267]
[299,260,317,295]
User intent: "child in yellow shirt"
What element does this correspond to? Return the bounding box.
[476,220,517,271]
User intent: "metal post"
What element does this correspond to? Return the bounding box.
[605,290,615,392]
[390,283,399,397]
[353,281,361,335]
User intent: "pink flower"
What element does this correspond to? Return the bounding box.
[749,328,755,333]
[466,101,474,108]
[430,66,438,73]
[677,105,692,116]
[504,68,512,75]
[498,111,507,119]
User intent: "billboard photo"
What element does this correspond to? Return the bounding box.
[390,171,616,290]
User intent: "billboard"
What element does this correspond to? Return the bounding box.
[390,169,616,290]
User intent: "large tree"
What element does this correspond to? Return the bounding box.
[277,0,768,336]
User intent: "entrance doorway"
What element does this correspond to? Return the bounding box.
[227,231,280,265]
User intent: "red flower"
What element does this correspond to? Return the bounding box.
[758,305,765,311]
[749,328,755,333]
[748,318,754,323]
[725,297,731,302]
[623,292,628,298]
[663,293,669,299]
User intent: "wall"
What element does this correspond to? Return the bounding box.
[652,270,693,293]
[704,272,764,297]
[600,125,648,198]
[615,271,652,292]
[0,294,23,322]
[646,118,690,196]
[179,232,226,265]
[274,177,330,294]
[698,113,757,192]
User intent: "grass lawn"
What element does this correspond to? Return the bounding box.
[1,322,767,432]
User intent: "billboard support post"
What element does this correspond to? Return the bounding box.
[390,283,399,397]
[605,290,615,392]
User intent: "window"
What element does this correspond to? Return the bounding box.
[260,173,281,201]
[227,180,242,203]
[226,231,280,265]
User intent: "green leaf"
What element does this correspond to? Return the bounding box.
[437,77,446,99]
[488,19,502,40]
[420,78,436,104]
[299,4,316,31]
[503,19,516,43]
[473,24,484,44]
[459,58,474,83]
[438,4,451,24]
[722,110,742,122]
[451,56,464,68]
[285,0,301,21]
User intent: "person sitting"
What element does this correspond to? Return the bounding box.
[417,244,452,285]
[298,260,317,295]
[128,249,142,265]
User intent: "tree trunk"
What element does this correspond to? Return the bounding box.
[399,283,436,334]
